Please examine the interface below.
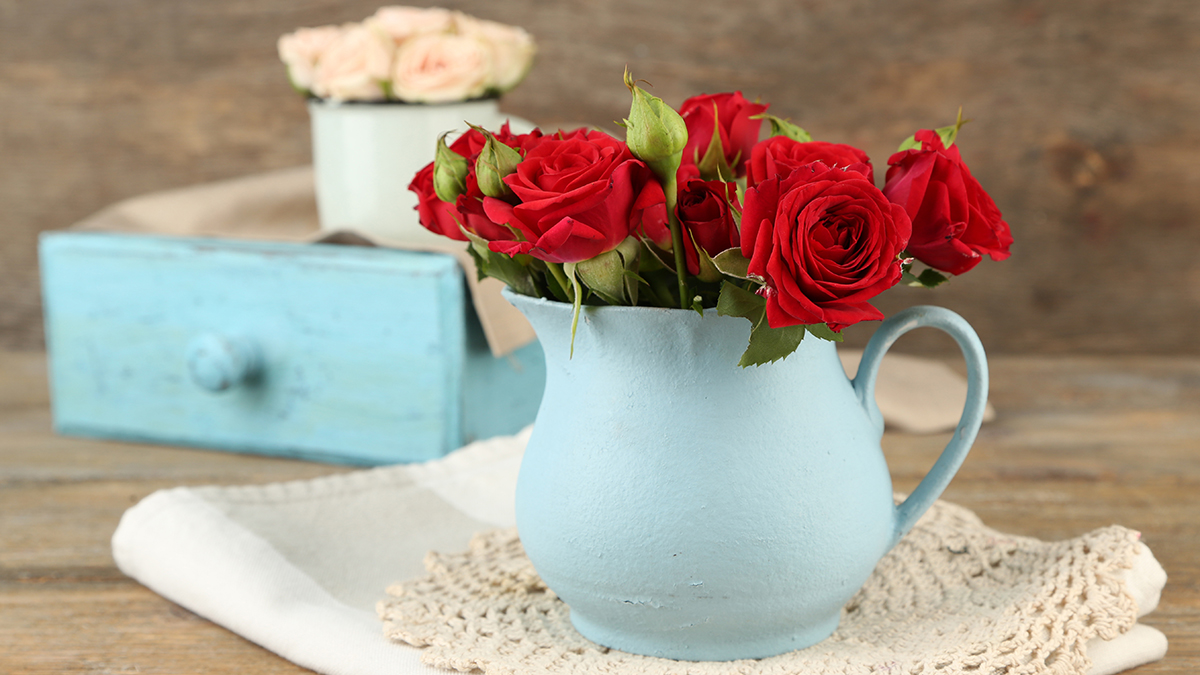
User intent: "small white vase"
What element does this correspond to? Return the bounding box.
[308,98,534,245]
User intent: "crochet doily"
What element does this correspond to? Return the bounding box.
[379,500,1142,675]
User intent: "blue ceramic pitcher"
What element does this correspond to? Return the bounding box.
[505,290,989,662]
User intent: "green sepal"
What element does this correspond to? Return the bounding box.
[470,124,523,199]
[712,248,751,280]
[562,262,584,359]
[804,322,844,342]
[696,102,736,182]
[433,133,469,203]
[460,227,537,297]
[897,107,970,152]
[686,230,724,283]
[716,281,806,367]
[752,113,813,143]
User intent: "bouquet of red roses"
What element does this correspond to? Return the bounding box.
[410,71,1012,365]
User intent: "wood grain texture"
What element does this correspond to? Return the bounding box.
[1,350,1198,673]
[0,1,1198,353]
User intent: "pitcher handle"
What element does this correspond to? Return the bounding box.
[852,305,989,547]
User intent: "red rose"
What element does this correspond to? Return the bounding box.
[746,137,874,187]
[676,178,740,274]
[408,122,543,242]
[882,130,1012,275]
[483,129,665,263]
[741,162,912,331]
[679,92,767,178]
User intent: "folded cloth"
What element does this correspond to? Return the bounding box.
[112,429,1166,675]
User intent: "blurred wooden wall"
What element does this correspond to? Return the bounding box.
[2,0,1198,354]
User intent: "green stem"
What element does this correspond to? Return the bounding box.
[664,175,689,310]
[547,263,574,303]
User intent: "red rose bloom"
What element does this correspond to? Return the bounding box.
[741,162,912,331]
[882,129,1012,275]
[483,129,665,264]
[676,178,740,274]
[408,122,543,242]
[746,137,874,187]
[679,92,767,178]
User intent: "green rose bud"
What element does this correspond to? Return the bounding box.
[622,68,687,186]
[433,132,468,203]
[472,125,523,199]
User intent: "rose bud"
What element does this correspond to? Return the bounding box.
[883,129,1012,275]
[622,69,688,185]
[432,133,469,203]
[473,127,523,199]
[679,92,767,180]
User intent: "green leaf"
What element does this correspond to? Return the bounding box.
[691,295,705,315]
[901,262,950,288]
[717,281,766,322]
[460,227,537,296]
[804,322,844,343]
[740,321,807,367]
[575,248,629,305]
[712,248,751,279]
[752,113,813,143]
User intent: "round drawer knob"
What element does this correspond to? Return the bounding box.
[186,333,262,393]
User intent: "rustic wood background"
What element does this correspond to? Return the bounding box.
[2,0,1198,354]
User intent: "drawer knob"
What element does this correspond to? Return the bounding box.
[186,334,261,392]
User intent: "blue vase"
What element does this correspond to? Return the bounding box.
[504,289,989,661]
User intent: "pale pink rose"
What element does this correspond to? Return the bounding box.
[311,24,394,101]
[455,16,535,93]
[391,33,492,103]
[277,25,342,92]
[369,6,455,42]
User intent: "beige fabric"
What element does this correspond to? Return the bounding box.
[70,167,993,430]
[380,501,1163,675]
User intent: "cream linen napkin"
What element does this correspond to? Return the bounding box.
[112,427,1166,675]
[71,167,993,433]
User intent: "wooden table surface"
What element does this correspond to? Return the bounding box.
[1,350,1197,674]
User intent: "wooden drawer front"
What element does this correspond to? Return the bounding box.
[39,233,544,464]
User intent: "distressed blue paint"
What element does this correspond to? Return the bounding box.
[38,232,544,465]
[506,290,988,661]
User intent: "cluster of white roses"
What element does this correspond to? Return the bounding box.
[278,6,535,104]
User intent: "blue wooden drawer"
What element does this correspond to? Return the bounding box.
[38,232,545,465]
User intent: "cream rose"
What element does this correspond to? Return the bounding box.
[311,24,394,101]
[390,33,492,103]
[277,25,342,92]
[369,6,454,42]
[455,16,535,93]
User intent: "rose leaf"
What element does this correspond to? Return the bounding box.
[740,321,807,368]
[712,248,752,280]
[804,322,844,343]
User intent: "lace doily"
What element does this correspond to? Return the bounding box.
[379,500,1142,675]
